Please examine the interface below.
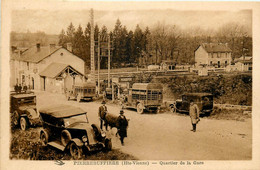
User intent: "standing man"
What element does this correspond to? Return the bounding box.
[117,110,128,146]
[189,100,200,132]
[98,100,107,130]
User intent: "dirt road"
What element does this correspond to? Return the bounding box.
[37,91,252,160]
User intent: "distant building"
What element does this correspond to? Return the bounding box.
[10,43,85,93]
[226,56,252,72]
[195,43,232,68]
[160,60,176,71]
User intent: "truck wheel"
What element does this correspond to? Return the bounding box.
[20,117,28,130]
[70,142,83,159]
[40,130,49,146]
[77,95,81,102]
[137,103,144,114]
[61,130,72,146]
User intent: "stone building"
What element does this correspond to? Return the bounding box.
[195,43,232,68]
[10,43,85,93]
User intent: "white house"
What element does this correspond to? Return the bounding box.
[10,43,86,93]
[195,43,232,68]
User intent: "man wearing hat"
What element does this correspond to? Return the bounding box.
[117,110,128,146]
[189,100,200,132]
[98,100,107,130]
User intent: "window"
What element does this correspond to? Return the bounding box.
[210,61,213,65]
[27,62,29,70]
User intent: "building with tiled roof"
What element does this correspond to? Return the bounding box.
[10,43,86,93]
[195,43,232,68]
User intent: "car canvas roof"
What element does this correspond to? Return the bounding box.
[11,93,36,98]
[39,104,86,118]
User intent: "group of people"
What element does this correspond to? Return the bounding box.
[98,100,128,146]
[14,84,28,93]
[97,99,200,147]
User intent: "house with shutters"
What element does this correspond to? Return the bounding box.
[195,43,232,68]
[10,43,86,93]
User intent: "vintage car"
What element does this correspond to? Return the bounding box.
[170,93,213,115]
[122,83,163,114]
[66,82,96,102]
[39,104,112,159]
[10,92,40,130]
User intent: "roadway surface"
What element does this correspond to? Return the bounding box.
[37,91,252,160]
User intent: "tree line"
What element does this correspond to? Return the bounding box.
[57,19,252,69]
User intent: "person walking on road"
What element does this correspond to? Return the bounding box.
[98,100,107,130]
[117,110,128,146]
[189,100,200,132]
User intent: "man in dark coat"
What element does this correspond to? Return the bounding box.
[189,100,200,132]
[117,110,128,146]
[98,100,107,130]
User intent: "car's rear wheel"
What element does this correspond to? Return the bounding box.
[13,111,19,126]
[20,117,28,130]
[69,142,83,159]
[61,130,72,146]
[40,130,49,146]
[137,103,144,114]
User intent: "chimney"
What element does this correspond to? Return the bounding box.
[67,43,72,52]
[36,43,41,52]
[49,43,56,53]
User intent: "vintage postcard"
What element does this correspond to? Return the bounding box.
[1,0,260,170]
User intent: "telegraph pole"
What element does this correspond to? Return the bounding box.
[108,35,111,88]
[90,8,95,82]
[97,34,100,95]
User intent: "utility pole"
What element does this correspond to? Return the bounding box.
[90,8,95,82]
[97,34,100,95]
[108,35,111,88]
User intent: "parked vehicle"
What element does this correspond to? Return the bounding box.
[170,93,213,115]
[39,104,112,159]
[66,82,96,102]
[122,83,163,114]
[10,92,40,130]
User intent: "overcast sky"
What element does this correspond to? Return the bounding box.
[11,6,252,35]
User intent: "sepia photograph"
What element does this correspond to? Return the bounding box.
[1,0,260,169]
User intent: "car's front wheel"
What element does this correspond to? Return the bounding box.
[61,130,72,146]
[20,117,28,130]
[69,142,83,159]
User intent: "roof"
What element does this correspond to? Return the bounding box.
[199,43,232,53]
[39,63,84,78]
[235,56,252,63]
[132,83,163,90]
[11,45,61,63]
[39,63,68,78]
[183,93,213,97]
[39,104,86,118]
